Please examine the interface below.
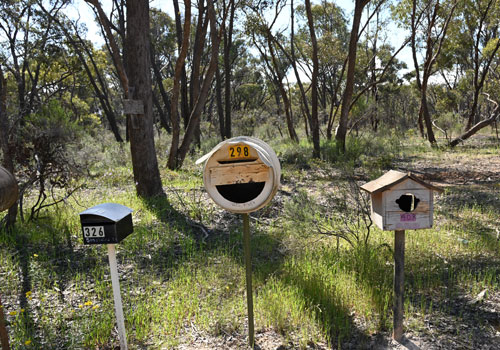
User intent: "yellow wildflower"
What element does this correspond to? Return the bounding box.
[9,311,17,316]
[78,304,83,309]
[33,254,38,258]
[92,305,99,310]
[25,291,32,297]
[20,309,25,313]
[25,340,32,346]
[84,301,93,306]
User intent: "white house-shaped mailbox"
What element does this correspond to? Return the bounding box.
[196,136,280,213]
[360,170,443,231]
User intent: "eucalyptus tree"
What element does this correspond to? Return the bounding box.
[335,0,374,152]
[393,0,457,145]
[304,0,320,157]
[444,0,500,146]
[168,0,223,169]
[85,0,164,197]
[150,8,177,133]
[293,2,348,140]
[246,0,299,143]
[0,0,92,222]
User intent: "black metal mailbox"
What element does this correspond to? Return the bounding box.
[79,203,133,244]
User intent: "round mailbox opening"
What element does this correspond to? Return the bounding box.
[396,193,420,212]
[216,182,266,203]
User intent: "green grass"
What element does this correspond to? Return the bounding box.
[1,133,499,349]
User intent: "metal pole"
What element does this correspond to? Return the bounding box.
[393,230,405,342]
[242,213,255,348]
[107,244,128,350]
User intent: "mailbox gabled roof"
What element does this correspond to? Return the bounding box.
[360,170,443,194]
[79,203,133,222]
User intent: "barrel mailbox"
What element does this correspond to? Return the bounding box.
[0,166,18,212]
[196,136,280,213]
[79,203,133,244]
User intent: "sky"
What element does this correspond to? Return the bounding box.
[70,0,412,75]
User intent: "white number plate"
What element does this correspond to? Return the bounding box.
[83,226,105,238]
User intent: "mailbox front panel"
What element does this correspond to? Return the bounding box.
[80,213,133,244]
[200,137,280,213]
[383,189,433,231]
[82,222,118,244]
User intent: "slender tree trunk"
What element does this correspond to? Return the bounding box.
[150,42,172,132]
[335,0,370,152]
[216,60,225,139]
[172,0,190,130]
[223,0,236,139]
[167,0,191,170]
[176,0,221,168]
[450,95,499,147]
[265,35,298,143]
[305,0,320,158]
[125,0,163,197]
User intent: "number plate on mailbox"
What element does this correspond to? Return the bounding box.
[228,145,251,159]
[83,226,105,238]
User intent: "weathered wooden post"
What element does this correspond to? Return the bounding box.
[197,136,280,348]
[0,165,18,350]
[361,170,442,342]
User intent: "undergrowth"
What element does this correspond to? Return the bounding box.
[0,132,499,349]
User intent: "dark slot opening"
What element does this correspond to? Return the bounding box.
[396,193,420,212]
[216,182,266,203]
[218,158,257,164]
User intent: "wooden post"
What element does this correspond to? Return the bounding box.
[107,244,128,350]
[393,230,405,342]
[242,213,255,348]
[0,295,10,350]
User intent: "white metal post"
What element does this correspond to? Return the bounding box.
[107,244,128,350]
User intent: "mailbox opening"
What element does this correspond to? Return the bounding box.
[216,182,266,203]
[396,193,420,212]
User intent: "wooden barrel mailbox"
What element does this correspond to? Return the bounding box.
[0,166,18,212]
[196,136,280,213]
[196,136,280,347]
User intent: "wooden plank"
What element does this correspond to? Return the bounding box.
[371,211,384,231]
[389,179,427,191]
[209,163,269,186]
[123,99,144,114]
[384,212,431,230]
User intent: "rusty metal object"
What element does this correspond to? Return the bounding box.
[0,166,18,212]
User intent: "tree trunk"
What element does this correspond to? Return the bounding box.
[305,0,320,158]
[172,0,190,130]
[167,0,191,170]
[265,35,298,143]
[216,60,225,139]
[223,0,236,139]
[176,0,221,168]
[335,0,370,152]
[125,0,163,197]
[450,96,499,147]
[150,42,172,132]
